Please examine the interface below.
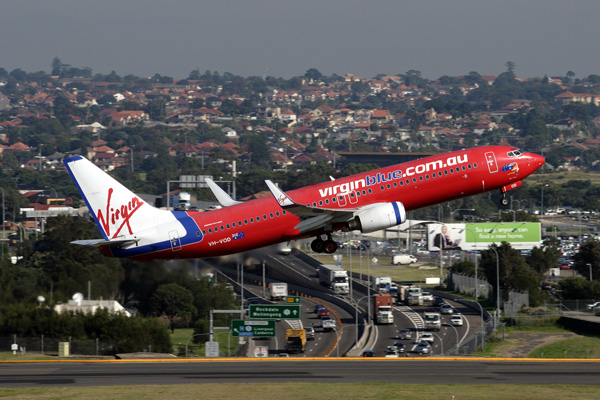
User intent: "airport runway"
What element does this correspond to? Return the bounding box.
[1,358,599,387]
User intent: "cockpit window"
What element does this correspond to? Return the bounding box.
[507,148,523,157]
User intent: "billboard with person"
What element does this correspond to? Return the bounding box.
[427,222,541,251]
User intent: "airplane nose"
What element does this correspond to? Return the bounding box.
[534,153,545,166]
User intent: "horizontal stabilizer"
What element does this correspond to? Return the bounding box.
[72,238,139,248]
[205,178,242,206]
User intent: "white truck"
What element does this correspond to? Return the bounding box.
[372,276,392,292]
[407,286,423,306]
[423,312,441,331]
[270,282,288,300]
[392,254,418,265]
[318,264,349,295]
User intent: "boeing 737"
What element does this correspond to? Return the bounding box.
[64,145,544,261]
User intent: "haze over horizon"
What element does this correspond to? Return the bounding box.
[2,1,600,81]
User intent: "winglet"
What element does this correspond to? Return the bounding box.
[205,178,242,207]
[264,180,295,207]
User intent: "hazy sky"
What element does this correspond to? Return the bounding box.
[2,1,600,81]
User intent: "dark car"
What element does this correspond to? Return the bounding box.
[314,304,326,313]
[433,297,445,307]
[362,350,374,357]
[392,342,405,353]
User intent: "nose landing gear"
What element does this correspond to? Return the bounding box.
[310,234,338,254]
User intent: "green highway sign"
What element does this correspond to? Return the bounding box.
[286,296,301,304]
[231,320,276,337]
[248,304,301,320]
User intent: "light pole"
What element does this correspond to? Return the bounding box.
[540,184,549,216]
[463,224,479,300]
[489,246,500,328]
[0,188,4,261]
[449,208,475,222]
[587,263,593,281]
[443,323,460,354]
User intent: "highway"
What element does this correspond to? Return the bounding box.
[221,249,487,358]
[2,359,600,387]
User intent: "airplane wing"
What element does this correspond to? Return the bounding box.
[264,180,360,233]
[205,178,242,206]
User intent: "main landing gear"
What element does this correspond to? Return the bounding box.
[311,234,338,254]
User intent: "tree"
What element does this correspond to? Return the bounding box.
[151,283,196,333]
[525,246,561,280]
[573,239,600,281]
[481,242,542,306]
[304,68,323,81]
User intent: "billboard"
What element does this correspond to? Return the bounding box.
[427,222,541,251]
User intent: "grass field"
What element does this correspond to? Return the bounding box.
[0,382,597,400]
[310,254,440,285]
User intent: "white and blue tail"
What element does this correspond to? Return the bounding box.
[64,156,163,242]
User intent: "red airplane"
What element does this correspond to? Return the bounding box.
[64,145,544,260]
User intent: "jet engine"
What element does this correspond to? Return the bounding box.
[347,202,406,233]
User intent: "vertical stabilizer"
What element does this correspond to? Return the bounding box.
[64,156,161,240]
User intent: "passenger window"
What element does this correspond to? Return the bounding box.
[209,228,213,233]
[332,197,337,202]
[425,175,429,180]
[275,212,280,217]
[214,227,219,232]
[419,176,423,181]
[444,170,448,175]
[244,219,248,224]
[226,224,230,229]
[269,213,274,218]
[474,162,478,168]
[250,218,254,223]
[386,184,391,189]
[412,178,417,183]
[232,222,236,227]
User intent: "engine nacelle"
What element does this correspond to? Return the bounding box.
[348,202,406,233]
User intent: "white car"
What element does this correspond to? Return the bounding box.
[450,314,464,326]
[422,292,434,302]
[586,301,600,311]
[420,332,434,343]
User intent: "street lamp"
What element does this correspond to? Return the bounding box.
[449,208,475,222]
[0,188,4,261]
[489,246,500,329]
[540,184,549,216]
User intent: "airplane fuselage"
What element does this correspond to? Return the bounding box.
[85,145,543,261]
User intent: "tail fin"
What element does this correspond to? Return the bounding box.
[64,156,158,240]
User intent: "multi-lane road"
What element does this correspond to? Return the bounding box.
[228,250,486,358]
[3,359,600,387]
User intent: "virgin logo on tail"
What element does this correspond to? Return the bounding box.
[97,188,144,238]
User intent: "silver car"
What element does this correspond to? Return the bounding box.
[398,328,413,340]
[414,341,431,354]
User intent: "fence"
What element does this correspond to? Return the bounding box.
[1,336,126,356]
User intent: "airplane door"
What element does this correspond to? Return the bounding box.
[338,194,347,207]
[348,191,359,205]
[485,151,498,173]
[169,230,182,252]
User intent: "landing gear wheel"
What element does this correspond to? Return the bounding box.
[501,197,509,206]
[324,240,338,254]
[311,238,325,253]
